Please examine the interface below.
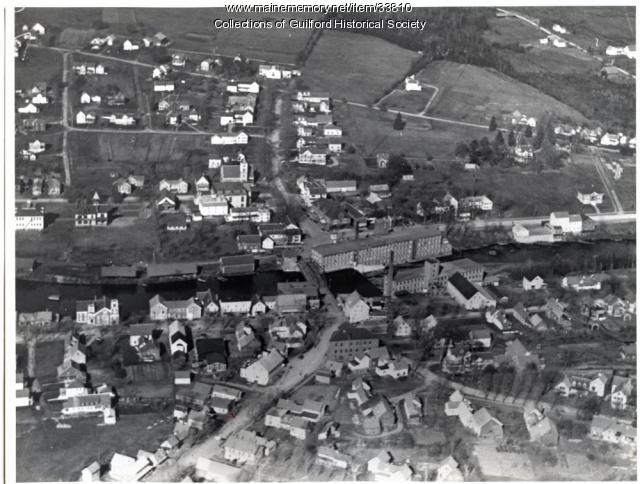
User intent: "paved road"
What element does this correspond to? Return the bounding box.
[590,147,624,214]
[61,52,71,186]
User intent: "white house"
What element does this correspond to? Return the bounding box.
[404,75,422,91]
[18,102,39,114]
[168,320,189,355]
[123,39,140,51]
[523,275,546,291]
[198,194,229,217]
[577,191,604,206]
[606,45,626,56]
[15,207,45,231]
[549,211,582,234]
[31,93,48,104]
[76,111,96,125]
[552,24,567,34]
[240,349,284,386]
[600,133,620,147]
[210,132,249,145]
[609,376,633,410]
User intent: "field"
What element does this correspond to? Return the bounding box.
[15,47,63,92]
[68,131,211,193]
[501,47,599,76]
[483,16,546,45]
[302,31,420,105]
[334,102,493,161]
[614,166,636,212]
[415,61,588,125]
[69,55,142,113]
[16,8,102,33]
[214,12,321,65]
[16,412,173,482]
[517,7,636,45]
[15,217,157,265]
[380,87,437,114]
[34,340,65,378]
[390,161,611,218]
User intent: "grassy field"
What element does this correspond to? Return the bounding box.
[301,31,420,105]
[517,7,636,45]
[15,46,62,89]
[390,161,610,218]
[68,131,214,194]
[34,340,65,378]
[614,166,636,212]
[15,217,157,264]
[380,87,437,114]
[415,61,588,125]
[16,8,102,33]
[158,222,248,261]
[501,47,599,76]
[16,412,173,482]
[483,16,546,45]
[70,55,141,113]
[334,102,493,161]
[213,12,320,64]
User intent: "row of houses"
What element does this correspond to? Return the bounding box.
[149,283,318,321]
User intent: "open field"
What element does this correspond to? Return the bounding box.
[614,166,636,212]
[34,340,65,378]
[15,47,63,92]
[302,31,420,105]
[415,61,588,125]
[380,87,437,114]
[158,222,249,262]
[334,102,493,160]
[484,16,546,45]
[16,8,102,33]
[68,131,213,194]
[15,218,157,265]
[390,161,611,218]
[70,55,142,113]
[214,12,321,64]
[501,47,599,76]
[16,412,173,482]
[517,7,636,45]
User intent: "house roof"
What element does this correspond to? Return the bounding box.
[101,264,138,278]
[146,262,198,277]
[313,225,442,257]
[195,338,226,362]
[448,272,479,300]
[331,324,377,342]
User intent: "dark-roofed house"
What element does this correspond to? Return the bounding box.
[220,254,255,276]
[237,234,262,253]
[146,262,198,279]
[328,325,379,362]
[497,339,541,372]
[447,273,496,310]
[195,338,228,373]
[100,265,138,279]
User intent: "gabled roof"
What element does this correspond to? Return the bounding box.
[448,272,478,300]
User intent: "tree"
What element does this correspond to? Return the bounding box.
[393,112,405,131]
[494,131,505,145]
[454,142,469,158]
[385,154,413,186]
[524,125,533,138]
[489,115,497,132]
[508,130,516,147]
